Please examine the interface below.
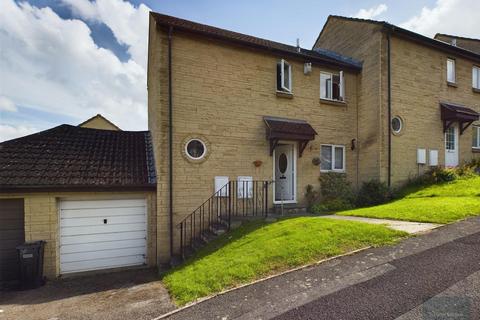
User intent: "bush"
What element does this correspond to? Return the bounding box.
[319,173,355,203]
[427,167,458,183]
[356,179,392,207]
[305,184,320,210]
[311,199,355,214]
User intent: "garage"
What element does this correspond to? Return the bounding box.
[59,199,147,274]
[0,199,25,282]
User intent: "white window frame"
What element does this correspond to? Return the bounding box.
[320,71,344,101]
[473,66,480,89]
[447,58,456,83]
[473,125,480,149]
[278,59,292,92]
[320,144,346,173]
[185,138,207,160]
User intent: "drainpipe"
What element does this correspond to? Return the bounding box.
[387,31,392,187]
[168,26,174,257]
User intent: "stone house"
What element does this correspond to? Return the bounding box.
[1,13,479,278]
[148,13,479,263]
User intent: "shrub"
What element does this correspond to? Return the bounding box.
[427,167,458,183]
[311,199,354,214]
[305,184,320,210]
[319,173,355,204]
[356,179,392,207]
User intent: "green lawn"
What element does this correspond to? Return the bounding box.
[162,217,407,305]
[338,177,480,224]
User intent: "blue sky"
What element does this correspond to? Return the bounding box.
[0,0,478,141]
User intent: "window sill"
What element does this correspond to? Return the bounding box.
[473,148,480,153]
[320,170,346,173]
[447,81,458,87]
[276,91,293,99]
[473,88,480,94]
[320,98,347,107]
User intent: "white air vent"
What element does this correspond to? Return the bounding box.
[417,148,426,164]
[429,150,439,166]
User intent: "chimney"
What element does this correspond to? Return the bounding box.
[296,38,301,53]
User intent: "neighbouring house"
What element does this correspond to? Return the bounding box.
[434,33,480,54]
[0,121,156,281]
[315,16,480,184]
[147,12,479,263]
[78,113,122,131]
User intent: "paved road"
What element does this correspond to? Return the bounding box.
[275,231,480,320]
[160,217,480,320]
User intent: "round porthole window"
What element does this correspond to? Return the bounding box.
[391,116,403,134]
[185,139,206,160]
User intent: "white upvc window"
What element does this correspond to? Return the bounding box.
[320,144,345,172]
[276,59,292,92]
[447,58,456,83]
[320,71,344,101]
[473,126,480,149]
[473,66,480,89]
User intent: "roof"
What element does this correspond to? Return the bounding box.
[440,102,480,120]
[434,33,480,42]
[0,125,156,192]
[78,114,122,131]
[150,12,362,71]
[264,116,317,140]
[434,33,480,55]
[317,16,480,63]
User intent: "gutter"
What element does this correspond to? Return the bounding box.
[168,26,174,257]
[387,31,392,187]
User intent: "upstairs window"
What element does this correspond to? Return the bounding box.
[276,59,291,92]
[473,66,480,89]
[447,58,456,83]
[320,71,344,101]
[473,126,480,149]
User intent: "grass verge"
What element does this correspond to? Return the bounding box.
[162,217,407,305]
[338,177,480,223]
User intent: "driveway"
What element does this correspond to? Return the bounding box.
[0,268,174,320]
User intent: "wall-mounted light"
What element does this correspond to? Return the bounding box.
[351,139,356,151]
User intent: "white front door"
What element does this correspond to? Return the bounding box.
[445,125,459,167]
[59,199,147,274]
[274,144,295,202]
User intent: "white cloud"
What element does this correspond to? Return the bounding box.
[0,96,17,112]
[401,0,480,38]
[353,4,388,19]
[0,124,37,142]
[0,0,150,141]
[62,0,150,69]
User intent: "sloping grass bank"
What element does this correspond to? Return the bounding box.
[163,217,407,305]
[338,177,480,224]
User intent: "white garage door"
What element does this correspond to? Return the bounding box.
[59,199,147,274]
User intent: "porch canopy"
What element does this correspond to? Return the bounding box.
[264,116,317,157]
[440,102,479,135]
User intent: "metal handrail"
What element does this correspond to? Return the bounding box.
[176,180,270,259]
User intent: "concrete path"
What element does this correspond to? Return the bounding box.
[158,216,480,320]
[319,215,442,234]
